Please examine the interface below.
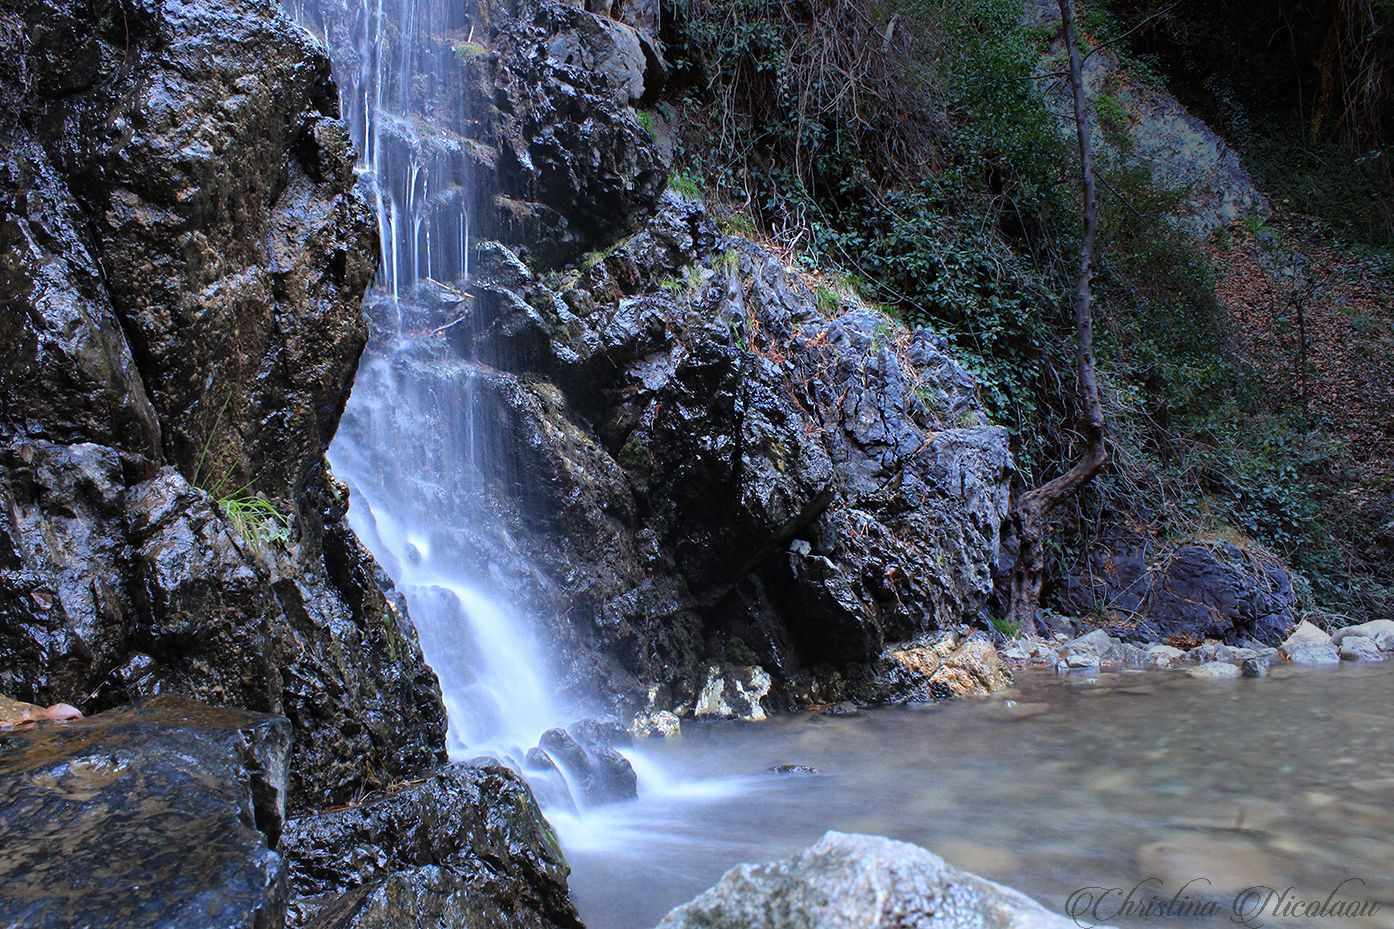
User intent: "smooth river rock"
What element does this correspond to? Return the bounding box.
[1331,620,1394,651]
[0,697,291,929]
[654,831,1090,929]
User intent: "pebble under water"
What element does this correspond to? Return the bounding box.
[561,662,1394,929]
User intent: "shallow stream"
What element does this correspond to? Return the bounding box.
[560,663,1394,929]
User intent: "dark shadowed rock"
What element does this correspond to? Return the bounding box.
[283,763,580,929]
[535,724,638,805]
[654,831,1087,929]
[490,0,669,264]
[0,697,291,929]
[1057,533,1298,646]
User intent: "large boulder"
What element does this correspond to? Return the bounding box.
[654,831,1087,929]
[283,763,580,929]
[1027,0,1267,234]
[1057,533,1298,646]
[0,0,447,808]
[0,697,291,929]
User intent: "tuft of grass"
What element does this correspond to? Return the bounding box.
[218,492,291,553]
[813,285,841,315]
[452,41,489,61]
[668,171,702,199]
[636,109,657,138]
[990,616,1022,639]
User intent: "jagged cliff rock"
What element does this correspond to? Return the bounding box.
[284,764,580,929]
[393,189,1014,720]
[0,0,446,808]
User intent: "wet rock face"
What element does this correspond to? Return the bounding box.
[283,763,580,929]
[533,723,638,805]
[0,0,446,808]
[490,0,669,264]
[1057,533,1298,646]
[654,831,1085,929]
[437,192,1012,716]
[0,697,291,929]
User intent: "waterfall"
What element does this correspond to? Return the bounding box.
[286,0,563,761]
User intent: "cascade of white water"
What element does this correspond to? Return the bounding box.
[286,0,567,763]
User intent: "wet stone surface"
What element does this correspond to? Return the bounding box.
[0,696,291,929]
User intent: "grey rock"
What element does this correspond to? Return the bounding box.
[1057,534,1297,646]
[1186,661,1242,680]
[1144,644,1186,669]
[1279,620,1339,665]
[0,0,447,811]
[1027,0,1267,234]
[1241,656,1271,678]
[654,831,1086,929]
[0,697,290,929]
[546,10,648,106]
[1339,636,1385,662]
[1331,620,1394,651]
[534,725,638,804]
[768,764,820,776]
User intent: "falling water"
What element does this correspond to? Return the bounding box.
[285,0,561,759]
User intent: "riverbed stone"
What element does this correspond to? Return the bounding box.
[1186,661,1242,680]
[1144,644,1186,669]
[1339,636,1385,662]
[1280,621,1340,665]
[1331,620,1394,651]
[1241,656,1273,677]
[0,697,291,929]
[535,726,638,805]
[654,831,1085,929]
[631,709,682,738]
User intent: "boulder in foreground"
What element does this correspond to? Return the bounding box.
[0,697,290,929]
[654,831,1092,929]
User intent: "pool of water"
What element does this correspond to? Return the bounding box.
[558,662,1394,929]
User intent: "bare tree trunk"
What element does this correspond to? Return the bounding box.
[1007,0,1108,635]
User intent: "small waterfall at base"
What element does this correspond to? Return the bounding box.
[284,0,617,799]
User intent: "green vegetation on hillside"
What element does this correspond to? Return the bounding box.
[667,0,1392,619]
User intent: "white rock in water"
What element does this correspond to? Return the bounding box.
[1280,620,1339,664]
[1339,636,1385,663]
[654,831,1096,929]
[630,710,682,738]
[1331,620,1394,651]
[1144,644,1185,669]
[691,665,771,721]
[1186,661,1242,679]
[1282,619,1333,648]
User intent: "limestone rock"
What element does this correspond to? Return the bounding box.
[1185,661,1242,680]
[690,665,773,721]
[1331,620,1394,651]
[1279,621,1340,665]
[1339,636,1385,662]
